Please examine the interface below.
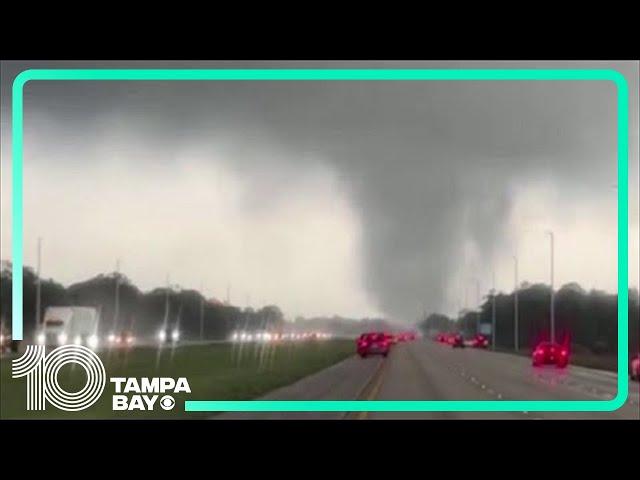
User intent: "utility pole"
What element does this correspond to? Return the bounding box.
[546,230,555,343]
[513,255,519,352]
[34,237,42,338]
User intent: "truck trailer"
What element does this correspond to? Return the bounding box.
[37,306,100,349]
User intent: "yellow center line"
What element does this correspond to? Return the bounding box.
[357,358,388,420]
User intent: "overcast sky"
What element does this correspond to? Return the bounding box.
[1,61,638,322]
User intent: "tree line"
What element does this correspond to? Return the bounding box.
[0,263,389,340]
[418,282,639,358]
[0,264,285,340]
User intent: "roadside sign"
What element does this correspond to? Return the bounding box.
[479,324,492,335]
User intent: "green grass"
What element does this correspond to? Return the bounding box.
[0,339,355,419]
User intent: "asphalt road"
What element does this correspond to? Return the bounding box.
[216,340,639,420]
[217,353,383,419]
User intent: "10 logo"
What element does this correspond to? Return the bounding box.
[12,345,106,411]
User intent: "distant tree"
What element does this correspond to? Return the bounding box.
[418,313,454,336]
[1,263,69,338]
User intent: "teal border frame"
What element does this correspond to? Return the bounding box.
[11,68,629,412]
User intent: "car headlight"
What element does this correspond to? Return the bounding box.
[108,333,115,343]
[88,335,99,349]
[58,333,68,345]
[126,336,134,344]
[73,335,82,345]
[37,333,46,344]
[171,330,180,341]
[158,330,167,342]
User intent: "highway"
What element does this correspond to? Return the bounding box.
[217,339,640,420]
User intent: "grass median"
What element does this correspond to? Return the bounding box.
[0,339,355,419]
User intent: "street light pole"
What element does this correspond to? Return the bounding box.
[35,237,42,337]
[163,274,171,329]
[464,284,468,310]
[546,230,555,343]
[114,258,121,334]
[491,270,496,351]
[513,255,519,352]
[471,277,480,335]
[199,281,204,342]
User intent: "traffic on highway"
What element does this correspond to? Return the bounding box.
[0,59,638,422]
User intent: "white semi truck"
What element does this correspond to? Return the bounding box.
[37,306,100,349]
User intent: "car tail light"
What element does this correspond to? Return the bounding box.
[561,350,568,356]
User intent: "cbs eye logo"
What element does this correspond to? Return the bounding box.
[160,395,176,410]
[12,345,106,411]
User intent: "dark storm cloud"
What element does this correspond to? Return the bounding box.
[1,61,637,320]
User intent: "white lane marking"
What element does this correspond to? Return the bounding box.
[497,393,503,399]
[570,366,618,379]
[532,367,625,401]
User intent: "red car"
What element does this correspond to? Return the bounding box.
[631,355,639,381]
[470,334,489,349]
[357,332,391,358]
[448,333,465,348]
[108,330,135,348]
[532,342,569,368]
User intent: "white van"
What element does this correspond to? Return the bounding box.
[37,306,100,349]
